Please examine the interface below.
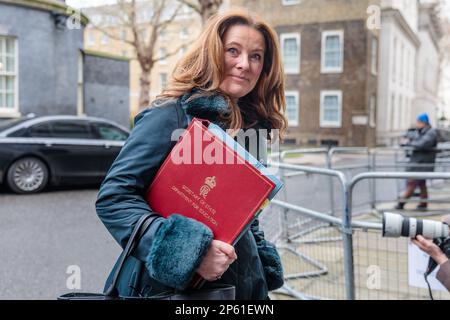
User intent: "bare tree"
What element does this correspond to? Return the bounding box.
[177,0,223,25]
[87,0,187,109]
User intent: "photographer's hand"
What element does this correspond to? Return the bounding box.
[412,235,449,265]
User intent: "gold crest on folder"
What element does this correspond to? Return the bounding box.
[200,176,216,199]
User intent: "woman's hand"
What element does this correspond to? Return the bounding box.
[196,240,237,281]
[411,235,449,265]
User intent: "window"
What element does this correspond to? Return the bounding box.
[369,95,376,128]
[398,95,403,129]
[139,29,148,41]
[49,121,94,139]
[320,90,342,127]
[321,31,344,73]
[159,28,167,41]
[404,97,408,129]
[371,36,378,75]
[101,33,109,45]
[159,48,167,64]
[405,49,409,88]
[180,27,189,39]
[93,122,128,141]
[179,46,187,59]
[0,36,18,113]
[28,123,52,138]
[121,29,127,42]
[285,91,299,126]
[282,0,300,5]
[160,73,167,90]
[181,4,193,14]
[399,43,404,87]
[280,33,300,74]
[390,94,395,130]
[392,37,397,83]
[88,31,95,46]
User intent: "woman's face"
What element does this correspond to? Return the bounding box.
[219,24,266,102]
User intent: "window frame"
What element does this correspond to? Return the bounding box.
[159,47,167,65]
[280,33,301,74]
[0,36,19,116]
[371,36,378,75]
[101,33,109,45]
[48,120,95,140]
[91,121,129,141]
[321,30,344,74]
[320,90,342,128]
[160,72,168,91]
[282,0,300,5]
[87,30,96,46]
[285,90,300,127]
[179,27,189,39]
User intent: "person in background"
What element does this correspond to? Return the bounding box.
[396,113,438,210]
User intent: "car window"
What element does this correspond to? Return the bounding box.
[28,123,53,138]
[93,122,128,141]
[7,127,28,137]
[49,121,95,139]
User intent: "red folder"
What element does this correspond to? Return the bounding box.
[146,118,275,244]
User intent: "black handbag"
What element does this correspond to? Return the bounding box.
[58,214,235,300]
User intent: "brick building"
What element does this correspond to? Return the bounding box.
[231,0,380,147]
[0,0,130,128]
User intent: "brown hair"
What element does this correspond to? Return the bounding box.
[158,8,287,140]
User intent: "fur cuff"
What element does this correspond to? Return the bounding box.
[145,214,213,290]
[258,243,284,291]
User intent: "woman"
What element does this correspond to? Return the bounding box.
[96,8,287,300]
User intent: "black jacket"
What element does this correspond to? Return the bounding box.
[405,125,438,172]
[96,92,284,299]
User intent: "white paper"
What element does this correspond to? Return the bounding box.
[408,240,447,291]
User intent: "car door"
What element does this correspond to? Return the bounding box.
[90,121,128,175]
[38,119,106,182]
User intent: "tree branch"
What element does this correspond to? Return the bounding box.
[177,0,201,14]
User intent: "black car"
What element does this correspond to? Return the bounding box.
[0,115,129,194]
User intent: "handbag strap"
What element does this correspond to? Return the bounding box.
[105,101,188,297]
[105,213,158,297]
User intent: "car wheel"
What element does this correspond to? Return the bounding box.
[6,157,49,194]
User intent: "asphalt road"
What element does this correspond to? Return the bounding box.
[0,186,121,300]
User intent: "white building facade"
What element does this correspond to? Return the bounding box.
[377,0,420,146]
[413,3,442,127]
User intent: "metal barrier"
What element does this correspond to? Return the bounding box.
[347,172,450,300]
[264,151,450,300]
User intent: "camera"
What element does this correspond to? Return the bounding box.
[382,212,449,239]
[383,212,450,298]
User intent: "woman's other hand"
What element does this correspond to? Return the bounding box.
[196,240,237,281]
[412,235,449,265]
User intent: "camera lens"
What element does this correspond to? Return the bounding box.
[382,212,449,239]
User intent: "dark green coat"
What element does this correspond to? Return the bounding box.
[96,91,284,300]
